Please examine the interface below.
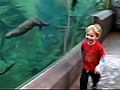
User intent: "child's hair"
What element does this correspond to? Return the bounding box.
[85,23,102,38]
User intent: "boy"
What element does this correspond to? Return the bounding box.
[80,24,106,90]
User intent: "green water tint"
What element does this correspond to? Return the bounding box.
[0,0,110,89]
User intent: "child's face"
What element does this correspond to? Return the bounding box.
[85,29,98,44]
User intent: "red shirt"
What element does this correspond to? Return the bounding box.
[81,40,106,72]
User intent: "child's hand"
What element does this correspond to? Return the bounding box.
[95,56,106,74]
[94,65,101,74]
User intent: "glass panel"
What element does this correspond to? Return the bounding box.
[0,0,110,89]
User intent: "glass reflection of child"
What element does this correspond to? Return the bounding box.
[80,24,106,90]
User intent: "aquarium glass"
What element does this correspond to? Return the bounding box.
[0,0,110,89]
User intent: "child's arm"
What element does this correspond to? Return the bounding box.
[94,56,106,74]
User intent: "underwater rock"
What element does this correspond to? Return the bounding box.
[5,18,48,39]
[71,0,77,11]
[0,62,15,75]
